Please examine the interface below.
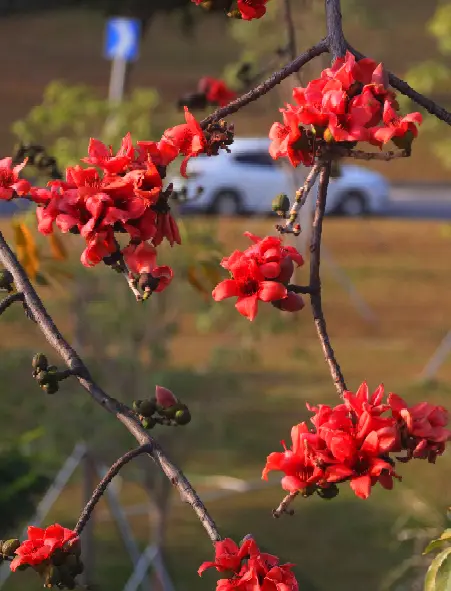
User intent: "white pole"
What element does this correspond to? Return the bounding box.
[419,330,451,381]
[108,57,127,105]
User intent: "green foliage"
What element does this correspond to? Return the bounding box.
[0,433,49,533]
[11,81,161,171]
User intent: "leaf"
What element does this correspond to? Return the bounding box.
[424,530,451,555]
[12,222,40,280]
[48,233,68,261]
[424,546,451,591]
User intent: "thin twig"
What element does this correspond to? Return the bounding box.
[200,39,328,128]
[75,445,153,535]
[272,491,299,518]
[347,44,451,127]
[0,292,24,315]
[325,0,347,59]
[333,147,409,161]
[287,284,318,295]
[0,230,221,543]
[282,0,301,85]
[279,164,321,234]
[309,162,347,397]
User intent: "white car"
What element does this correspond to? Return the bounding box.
[171,137,390,217]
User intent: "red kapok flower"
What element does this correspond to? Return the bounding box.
[269,106,314,167]
[123,242,174,293]
[370,100,422,146]
[0,157,30,200]
[212,258,286,321]
[237,0,268,20]
[199,537,298,591]
[10,524,78,572]
[198,77,237,107]
[388,393,451,463]
[161,107,206,177]
[82,133,133,174]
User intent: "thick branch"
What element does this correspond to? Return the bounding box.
[333,147,409,161]
[0,231,220,543]
[280,164,321,234]
[287,284,318,295]
[0,292,24,315]
[75,445,152,535]
[309,162,347,397]
[347,44,451,127]
[325,0,346,59]
[200,39,328,128]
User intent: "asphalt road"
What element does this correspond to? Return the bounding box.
[388,186,451,219]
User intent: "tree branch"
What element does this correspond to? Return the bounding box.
[309,162,347,397]
[0,230,221,543]
[282,0,302,85]
[272,491,299,518]
[347,44,451,127]
[333,147,409,161]
[325,0,346,59]
[278,164,321,234]
[200,39,328,128]
[75,445,153,535]
[0,292,24,315]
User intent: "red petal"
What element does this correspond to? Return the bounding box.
[235,294,258,321]
[350,475,372,499]
[212,279,241,301]
[258,281,287,302]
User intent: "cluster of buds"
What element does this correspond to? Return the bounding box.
[32,353,72,395]
[133,385,191,429]
[203,120,235,156]
[0,269,14,293]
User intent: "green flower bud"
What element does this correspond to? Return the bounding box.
[139,399,157,418]
[47,365,58,374]
[271,194,290,214]
[0,270,13,292]
[132,400,143,413]
[32,353,48,372]
[1,539,20,556]
[36,370,50,386]
[316,484,339,500]
[175,407,191,426]
[141,417,157,430]
[43,381,59,395]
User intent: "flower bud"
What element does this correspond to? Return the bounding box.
[2,539,20,556]
[139,399,157,418]
[36,370,50,385]
[323,128,334,143]
[138,273,160,293]
[155,385,178,409]
[175,407,191,426]
[43,381,59,395]
[316,484,339,500]
[392,129,415,153]
[141,417,157,430]
[0,269,13,292]
[32,353,48,372]
[132,400,143,413]
[272,292,305,313]
[271,194,290,214]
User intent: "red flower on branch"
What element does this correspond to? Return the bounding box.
[123,242,173,293]
[213,258,286,321]
[0,157,30,200]
[237,0,268,20]
[269,106,314,167]
[10,524,78,572]
[82,133,134,174]
[199,537,298,591]
[264,382,450,501]
[161,107,206,177]
[198,77,237,107]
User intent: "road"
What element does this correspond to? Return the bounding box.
[387,185,451,219]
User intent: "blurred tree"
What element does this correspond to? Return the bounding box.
[0,432,49,533]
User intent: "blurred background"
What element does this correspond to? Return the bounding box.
[0,1,451,590]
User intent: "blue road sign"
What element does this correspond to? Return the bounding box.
[105,17,141,61]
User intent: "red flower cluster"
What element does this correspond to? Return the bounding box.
[199,537,298,590]
[10,524,78,571]
[269,51,422,167]
[198,77,237,107]
[191,0,268,21]
[212,232,305,321]
[263,382,451,500]
[0,157,31,200]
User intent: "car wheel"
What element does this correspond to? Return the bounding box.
[211,191,242,216]
[338,191,367,217]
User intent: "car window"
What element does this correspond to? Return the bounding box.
[233,151,275,167]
